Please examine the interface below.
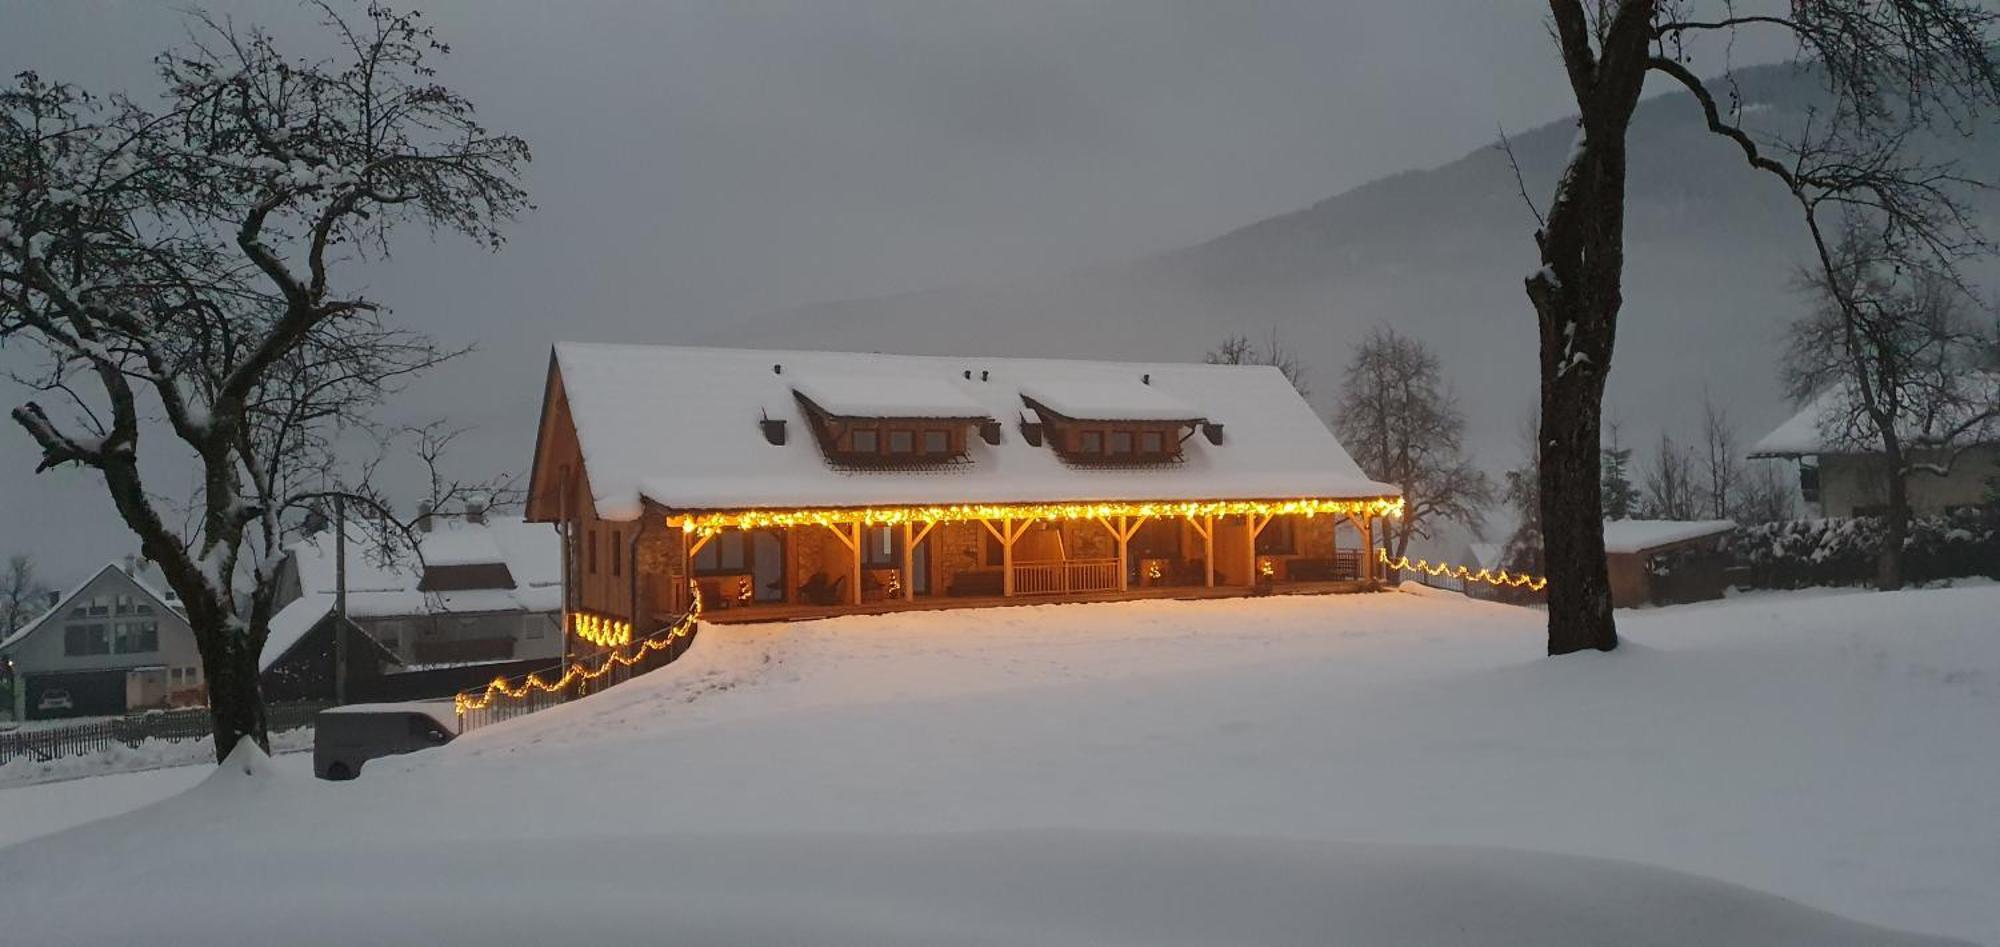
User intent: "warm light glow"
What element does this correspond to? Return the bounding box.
[735,576,754,604]
[571,612,633,649]
[669,497,1402,534]
[884,569,902,597]
[1258,558,1276,578]
[456,583,704,716]
[1377,549,1548,591]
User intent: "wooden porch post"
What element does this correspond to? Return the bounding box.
[1001,518,1014,596]
[1361,514,1376,584]
[901,521,915,602]
[1115,515,1129,592]
[849,522,864,604]
[1244,512,1272,586]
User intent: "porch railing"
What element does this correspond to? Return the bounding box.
[1013,558,1121,596]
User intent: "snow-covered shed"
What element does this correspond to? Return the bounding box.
[525,344,1401,630]
[1602,519,1737,608]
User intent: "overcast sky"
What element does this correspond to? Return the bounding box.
[3,2,1793,586]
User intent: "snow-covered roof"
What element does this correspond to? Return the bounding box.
[1601,519,1736,555]
[1751,373,2000,457]
[260,514,560,671]
[549,343,1396,520]
[1019,379,1201,422]
[0,560,181,655]
[789,372,990,419]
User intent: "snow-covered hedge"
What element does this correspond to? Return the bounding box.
[1725,507,2000,589]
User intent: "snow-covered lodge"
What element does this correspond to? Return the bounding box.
[526,345,1401,631]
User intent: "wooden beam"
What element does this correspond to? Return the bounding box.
[1114,515,1129,592]
[849,521,863,605]
[1203,514,1215,587]
[999,518,1015,597]
[900,521,915,602]
[1360,515,1376,584]
[1245,512,1271,587]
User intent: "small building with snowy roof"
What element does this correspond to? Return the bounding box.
[1750,374,2000,518]
[1602,519,1738,608]
[266,504,563,673]
[525,344,1401,631]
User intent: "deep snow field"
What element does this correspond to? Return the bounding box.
[0,584,1994,945]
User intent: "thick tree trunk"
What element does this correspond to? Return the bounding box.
[1879,467,1910,590]
[1539,377,1617,653]
[198,616,270,760]
[1526,0,1657,656]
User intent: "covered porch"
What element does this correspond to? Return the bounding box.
[639,500,1398,626]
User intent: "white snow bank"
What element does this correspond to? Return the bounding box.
[0,726,313,789]
[0,829,1965,946]
[1,586,1996,942]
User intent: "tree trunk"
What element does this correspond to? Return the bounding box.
[1879,466,1910,590]
[1526,0,1656,655]
[1539,380,1618,653]
[196,611,270,760]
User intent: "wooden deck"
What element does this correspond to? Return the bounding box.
[697,580,1381,625]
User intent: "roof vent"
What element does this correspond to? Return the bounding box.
[980,370,990,382]
[1019,415,1044,447]
[1202,422,1225,445]
[760,414,787,446]
[772,363,783,375]
[1141,373,1151,385]
[963,369,973,380]
[980,419,1002,445]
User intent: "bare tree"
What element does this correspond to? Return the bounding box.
[1783,225,1999,587]
[1334,326,1496,557]
[1733,460,1798,525]
[0,555,52,636]
[0,3,529,760]
[1640,432,1702,520]
[1523,1,2000,654]
[1207,328,1309,397]
[1499,413,1545,578]
[1698,395,1742,520]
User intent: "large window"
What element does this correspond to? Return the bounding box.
[849,427,879,453]
[1078,430,1103,453]
[1140,431,1164,454]
[1255,517,1297,555]
[1130,519,1182,559]
[63,623,110,656]
[611,530,623,577]
[112,621,159,654]
[924,430,949,453]
[693,531,749,574]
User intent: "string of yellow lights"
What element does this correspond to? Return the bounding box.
[669,497,1403,533]
[1376,548,1549,591]
[454,585,704,716]
[571,613,633,649]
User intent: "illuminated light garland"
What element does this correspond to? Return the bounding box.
[1377,548,1549,592]
[571,612,634,649]
[669,497,1403,534]
[455,584,704,717]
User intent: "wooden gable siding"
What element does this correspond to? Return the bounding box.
[523,358,639,625]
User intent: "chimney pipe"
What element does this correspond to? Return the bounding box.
[417,499,435,533]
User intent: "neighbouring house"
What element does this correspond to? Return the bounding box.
[266,504,563,677]
[1749,374,2000,518]
[1602,519,1738,608]
[525,344,1401,632]
[0,558,197,720]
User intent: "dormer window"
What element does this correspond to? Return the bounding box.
[792,385,993,469]
[1022,387,1203,467]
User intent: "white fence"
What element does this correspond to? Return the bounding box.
[1012,558,1122,595]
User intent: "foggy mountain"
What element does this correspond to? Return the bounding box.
[703,62,1998,470]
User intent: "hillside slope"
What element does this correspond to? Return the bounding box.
[705,64,1997,463]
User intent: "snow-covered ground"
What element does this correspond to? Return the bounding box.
[0,585,1994,945]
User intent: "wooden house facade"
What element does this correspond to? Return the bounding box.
[525,345,1401,636]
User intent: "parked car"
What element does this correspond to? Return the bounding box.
[36,689,73,712]
[313,703,456,780]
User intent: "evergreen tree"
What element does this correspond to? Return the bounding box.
[1599,425,1640,520]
